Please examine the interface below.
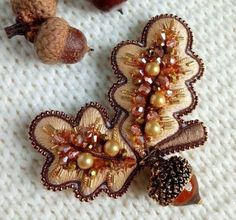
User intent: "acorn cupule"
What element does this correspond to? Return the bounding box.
[148,156,201,206]
[10,0,57,23]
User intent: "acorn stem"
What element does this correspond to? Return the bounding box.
[5,22,30,39]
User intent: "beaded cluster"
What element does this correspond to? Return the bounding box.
[121,22,188,148]
[42,120,136,181]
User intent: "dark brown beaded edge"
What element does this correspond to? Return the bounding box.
[109,14,207,156]
[29,102,139,201]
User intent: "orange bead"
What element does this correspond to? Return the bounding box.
[172,174,201,206]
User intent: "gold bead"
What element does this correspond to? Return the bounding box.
[77,153,94,170]
[88,168,97,178]
[150,92,166,108]
[145,62,160,76]
[104,140,121,157]
[145,121,162,137]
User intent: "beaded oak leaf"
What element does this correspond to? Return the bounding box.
[29,104,137,200]
[29,15,207,206]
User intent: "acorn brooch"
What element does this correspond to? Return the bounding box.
[29,15,207,206]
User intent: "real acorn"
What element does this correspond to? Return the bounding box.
[5,17,91,64]
[35,17,91,64]
[10,0,57,23]
[5,0,90,64]
[5,0,58,41]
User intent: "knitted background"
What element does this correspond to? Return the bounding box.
[0,0,235,219]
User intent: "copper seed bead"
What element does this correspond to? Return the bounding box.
[104,140,121,157]
[145,62,160,76]
[150,92,166,108]
[145,121,162,137]
[77,153,94,170]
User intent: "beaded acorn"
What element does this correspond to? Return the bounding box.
[29,15,207,205]
[144,154,200,206]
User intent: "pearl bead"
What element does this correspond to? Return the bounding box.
[104,140,121,157]
[77,153,94,170]
[145,62,160,76]
[145,121,162,137]
[150,92,166,108]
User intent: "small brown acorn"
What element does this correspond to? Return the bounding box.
[10,0,57,23]
[34,17,90,64]
[5,0,58,41]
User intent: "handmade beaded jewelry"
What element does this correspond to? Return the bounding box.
[29,15,207,206]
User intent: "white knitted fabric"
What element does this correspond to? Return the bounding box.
[0,0,235,219]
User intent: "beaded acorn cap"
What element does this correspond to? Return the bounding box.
[29,14,207,205]
[148,156,192,206]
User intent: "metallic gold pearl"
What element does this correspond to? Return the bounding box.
[104,140,121,157]
[145,62,160,76]
[145,121,162,137]
[150,92,166,108]
[77,153,94,170]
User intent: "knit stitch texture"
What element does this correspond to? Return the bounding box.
[0,0,235,219]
